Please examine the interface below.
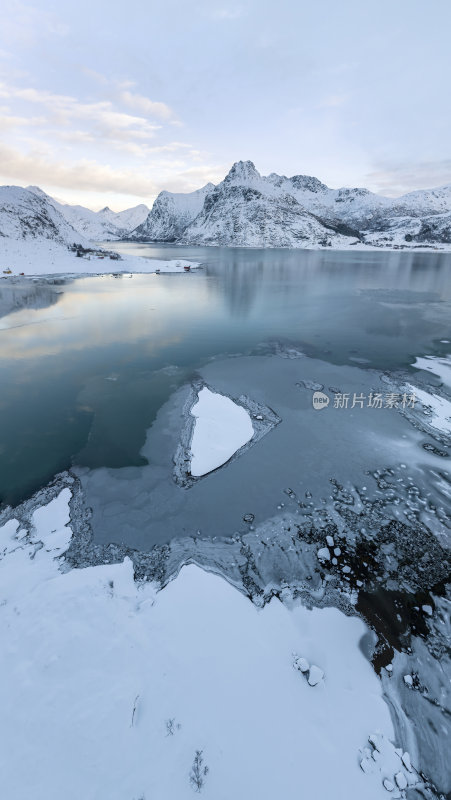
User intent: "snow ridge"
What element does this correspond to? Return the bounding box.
[26,186,149,242]
[129,160,451,249]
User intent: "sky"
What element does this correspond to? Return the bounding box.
[0,0,450,210]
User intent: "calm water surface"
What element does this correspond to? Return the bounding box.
[0,244,450,507]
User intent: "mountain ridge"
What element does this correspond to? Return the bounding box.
[128,160,451,249]
[26,186,149,241]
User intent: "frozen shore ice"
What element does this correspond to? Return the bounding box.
[0,486,402,800]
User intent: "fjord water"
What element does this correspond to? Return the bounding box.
[0,244,450,510]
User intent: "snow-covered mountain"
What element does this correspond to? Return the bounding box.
[0,186,89,247]
[129,161,451,249]
[27,186,149,241]
[129,183,214,242]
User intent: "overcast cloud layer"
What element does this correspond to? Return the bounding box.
[1,0,450,209]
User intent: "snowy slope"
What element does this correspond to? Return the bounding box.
[129,182,215,241]
[27,186,149,241]
[0,186,198,275]
[0,186,89,247]
[132,161,451,249]
[0,485,420,800]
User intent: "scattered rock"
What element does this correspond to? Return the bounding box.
[243,514,255,524]
[383,778,394,792]
[317,547,330,561]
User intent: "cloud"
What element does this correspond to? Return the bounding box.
[366,159,451,196]
[0,2,68,46]
[163,164,226,192]
[0,142,159,197]
[0,76,223,202]
[0,142,225,201]
[117,89,173,121]
[0,81,162,141]
[81,71,177,122]
[0,113,45,130]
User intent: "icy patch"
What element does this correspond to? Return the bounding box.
[31,488,73,554]
[412,355,451,389]
[359,733,421,798]
[317,546,331,561]
[0,488,73,602]
[408,384,451,434]
[190,387,254,476]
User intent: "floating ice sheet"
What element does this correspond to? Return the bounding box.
[190,387,254,476]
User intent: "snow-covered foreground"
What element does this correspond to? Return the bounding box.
[190,387,254,476]
[0,238,198,276]
[0,488,420,800]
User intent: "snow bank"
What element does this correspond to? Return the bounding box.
[190,387,254,476]
[0,489,404,800]
[0,238,198,276]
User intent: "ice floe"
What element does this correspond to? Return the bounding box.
[190,387,254,476]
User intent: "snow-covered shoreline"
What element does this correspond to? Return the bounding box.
[0,238,199,277]
[121,238,451,253]
[0,479,422,800]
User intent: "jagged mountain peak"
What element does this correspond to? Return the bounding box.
[26,185,48,198]
[289,175,328,193]
[224,160,261,184]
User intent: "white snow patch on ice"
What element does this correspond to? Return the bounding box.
[412,355,451,389]
[408,384,451,434]
[190,387,254,476]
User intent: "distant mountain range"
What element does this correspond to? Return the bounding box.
[130,161,451,249]
[1,162,451,251]
[26,186,149,241]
